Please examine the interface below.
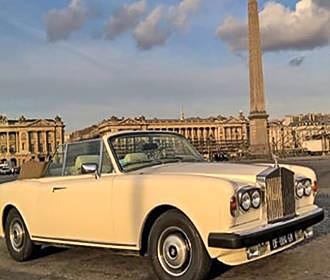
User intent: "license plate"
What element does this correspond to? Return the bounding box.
[270,232,296,251]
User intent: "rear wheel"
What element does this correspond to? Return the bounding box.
[4,208,39,261]
[148,209,212,280]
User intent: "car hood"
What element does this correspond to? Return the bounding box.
[137,162,271,185]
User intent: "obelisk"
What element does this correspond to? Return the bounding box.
[248,0,269,156]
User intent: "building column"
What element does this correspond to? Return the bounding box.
[16,132,19,153]
[201,128,204,141]
[227,128,232,140]
[53,128,57,150]
[27,131,30,153]
[222,127,225,141]
[197,128,201,141]
[203,128,208,141]
[187,128,191,139]
[233,128,237,141]
[238,128,242,140]
[34,131,39,154]
[211,127,216,140]
[214,127,219,142]
[208,128,212,139]
[6,132,9,155]
[43,131,48,154]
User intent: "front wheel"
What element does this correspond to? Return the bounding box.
[4,208,39,261]
[148,209,212,280]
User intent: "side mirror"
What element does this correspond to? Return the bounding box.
[81,163,100,179]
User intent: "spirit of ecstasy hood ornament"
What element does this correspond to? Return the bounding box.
[272,153,279,168]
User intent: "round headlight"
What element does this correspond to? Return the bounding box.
[240,192,251,211]
[304,180,312,196]
[251,190,261,208]
[296,182,304,198]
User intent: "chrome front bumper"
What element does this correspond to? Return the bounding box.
[208,207,324,249]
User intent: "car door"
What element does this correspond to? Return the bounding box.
[33,140,117,245]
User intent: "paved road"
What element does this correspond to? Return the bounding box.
[0,159,329,280]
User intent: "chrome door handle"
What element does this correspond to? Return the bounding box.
[52,186,67,192]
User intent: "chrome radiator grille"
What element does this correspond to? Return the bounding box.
[265,167,295,223]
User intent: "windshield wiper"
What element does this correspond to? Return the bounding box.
[159,157,205,164]
[122,160,161,167]
[181,158,205,162]
[122,160,163,171]
[160,157,183,163]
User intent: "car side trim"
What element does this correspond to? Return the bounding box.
[208,207,324,249]
[32,236,136,248]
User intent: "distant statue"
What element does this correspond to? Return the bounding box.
[0,115,8,123]
[55,115,62,122]
[18,115,26,122]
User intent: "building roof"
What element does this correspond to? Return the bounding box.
[0,115,64,128]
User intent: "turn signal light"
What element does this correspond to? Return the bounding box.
[230,196,237,217]
[312,181,318,194]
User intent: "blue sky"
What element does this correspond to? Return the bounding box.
[0,0,329,131]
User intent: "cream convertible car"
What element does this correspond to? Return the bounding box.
[0,131,324,280]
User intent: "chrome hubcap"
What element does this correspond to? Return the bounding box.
[9,219,25,252]
[157,226,192,277]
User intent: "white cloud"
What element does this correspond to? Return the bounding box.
[133,0,201,50]
[104,0,147,40]
[217,0,330,53]
[44,0,201,48]
[169,0,201,28]
[45,0,90,42]
[133,6,171,50]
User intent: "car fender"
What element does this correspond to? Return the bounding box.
[112,174,236,258]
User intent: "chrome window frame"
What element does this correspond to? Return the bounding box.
[62,138,102,177]
[108,131,204,173]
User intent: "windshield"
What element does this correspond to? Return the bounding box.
[109,133,204,172]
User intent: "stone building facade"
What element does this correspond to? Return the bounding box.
[0,115,65,166]
[69,113,249,156]
[69,112,330,157]
[269,113,330,154]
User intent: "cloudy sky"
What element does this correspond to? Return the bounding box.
[0,0,329,131]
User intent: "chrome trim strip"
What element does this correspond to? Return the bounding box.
[98,140,104,175]
[256,166,275,183]
[236,207,323,235]
[208,207,324,249]
[61,144,68,176]
[31,235,136,248]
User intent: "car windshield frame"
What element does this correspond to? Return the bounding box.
[108,132,205,173]
[44,138,104,177]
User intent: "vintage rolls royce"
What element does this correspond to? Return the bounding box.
[0,131,324,280]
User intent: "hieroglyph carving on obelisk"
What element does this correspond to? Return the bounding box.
[248,0,269,155]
